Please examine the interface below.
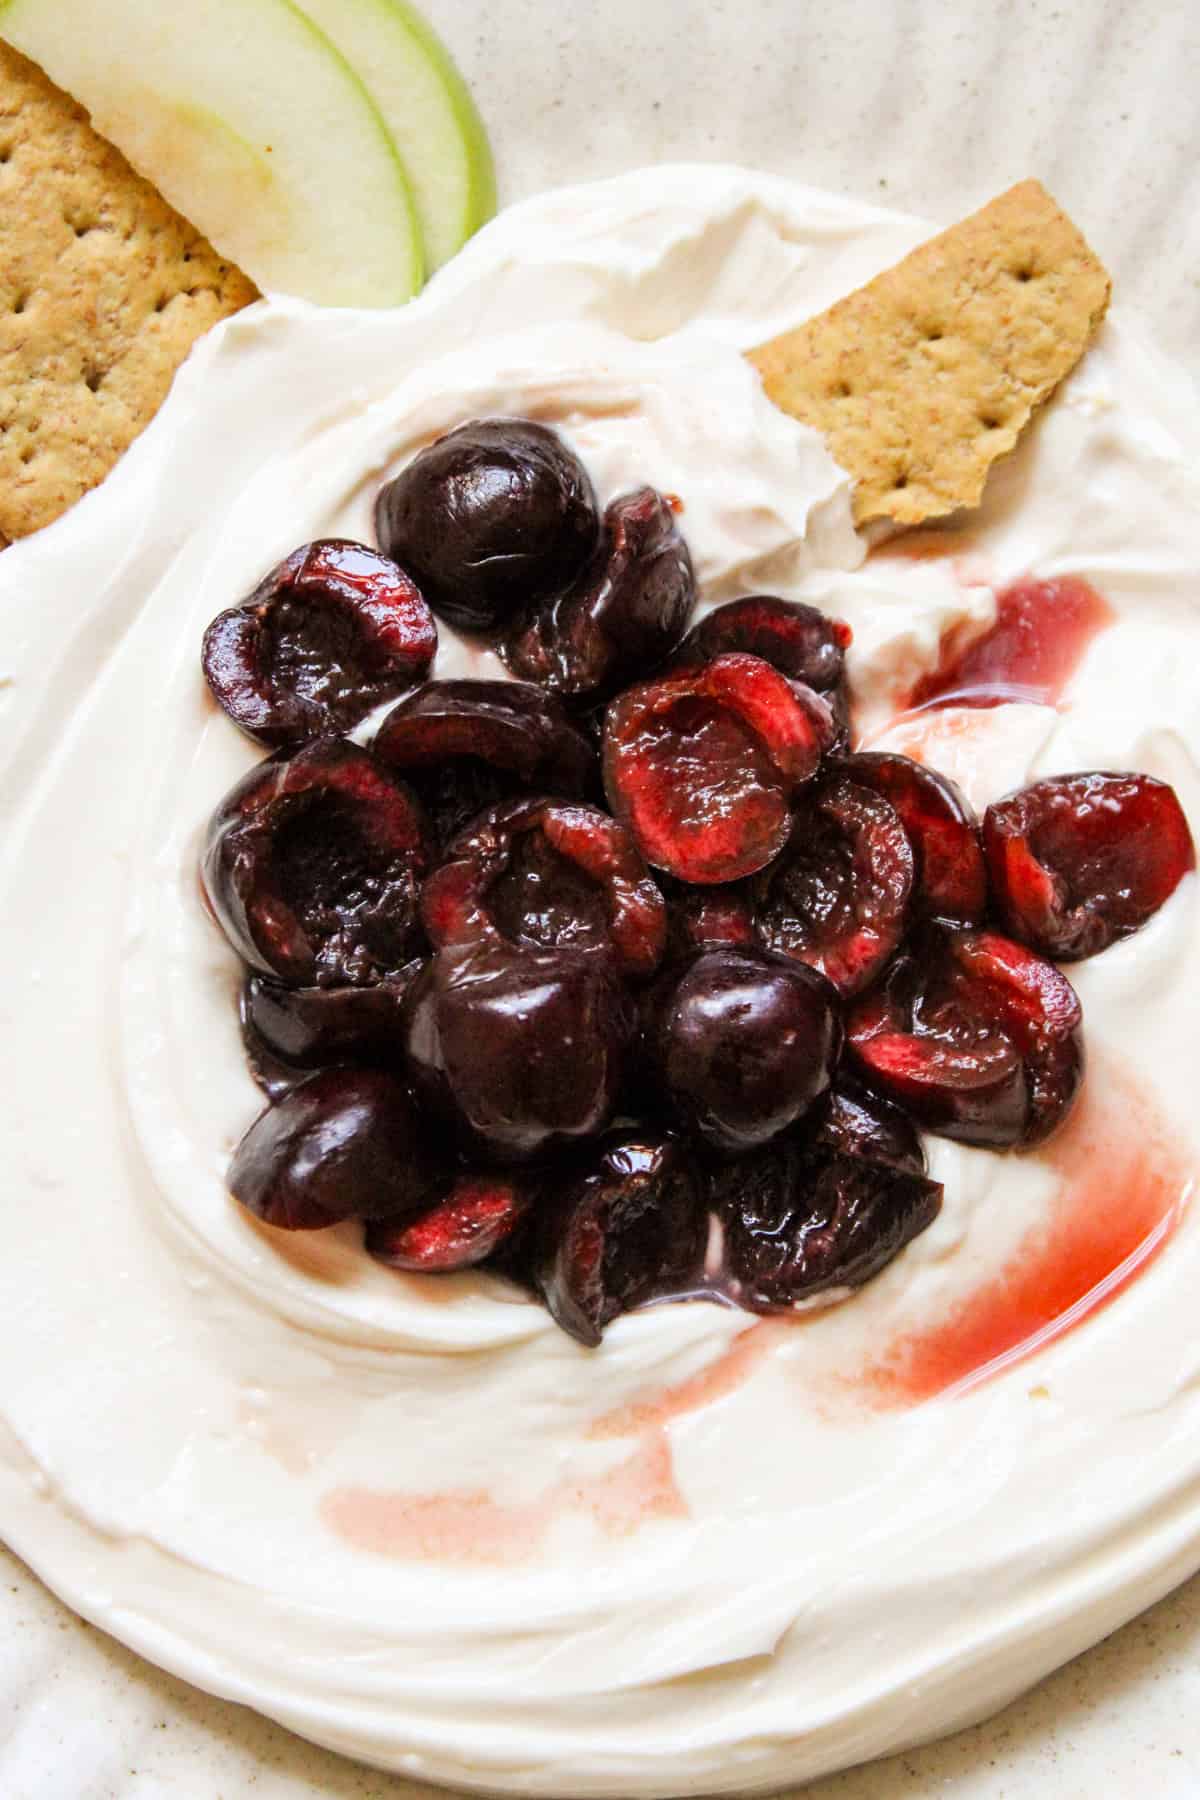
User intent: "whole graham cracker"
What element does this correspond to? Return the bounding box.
[748,180,1111,527]
[0,41,256,540]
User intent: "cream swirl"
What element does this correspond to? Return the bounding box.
[0,167,1198,1797]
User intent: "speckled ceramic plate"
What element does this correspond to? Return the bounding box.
[2,2,1198,1795]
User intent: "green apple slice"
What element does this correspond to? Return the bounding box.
[0,0,422,306]
[297,0,495,271]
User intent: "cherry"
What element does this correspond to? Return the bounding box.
[240,966,418,1097]
[847,927,1084,1149]
[365,1171,533,1273]
[371,679,597,848]
[644,946,841,1153]
[229,1068,443,1230]
[717,1138,942,1313]
[421,797,667,980]
[604,653,827,884]
[374,419,598,633]
[535,1131,705,1346]
[202,739,429,988]
[983,771,1195,960]
[846,752,987,926]
[808,1074,926,1176]
[754,772,914,993]
[505,487,695,699]
[402,942,634,1162]
[674,595,850,695]
[201,540,435,748]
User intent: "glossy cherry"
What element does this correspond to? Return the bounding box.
[202,539,436,747]
[808,1074,926,1177]
[202,738,429,988]
[421,796,667,979]
[535,1131,705,1346]
[754,771,914,993]
[604,652,827,884]
[846,751,987,926]
[365,1171,533,1272]
[643,945,841,1153]
[983,771,1195,960]
[371,678,596,847]
[229,1068,443,1229]
[374,418,598,633]
[847,927,1084,1149]
[505,486,695,699]
[240,967,418,1097]
[717,1138,943,1313]
[402,942,634,1162]
[674,594,850,694]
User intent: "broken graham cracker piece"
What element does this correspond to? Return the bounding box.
[747,180,1111,528]
[0,42,256,540]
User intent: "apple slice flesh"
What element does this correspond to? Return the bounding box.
[297,0,495,271]
[0,0,422,306]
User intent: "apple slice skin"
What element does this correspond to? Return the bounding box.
[298,0,495,270]
[0,0,423,306]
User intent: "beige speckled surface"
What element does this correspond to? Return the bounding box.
[2,0,1198,1793]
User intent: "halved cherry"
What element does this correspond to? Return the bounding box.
[402,941,634,1163]
[808,1074,926,1177]
[847,927,1084,1148]
[202,738,429,988]
[535,1131,705,1346]
[421,796,666,980]
[239,965,419,1097]
[371,680,596,848]
[365,1171,533,1272]
[202,540,436,748]
[716,1138,942,1313]
[983,771,1195,960]
[674,595,851,693]
[505,487,695,699]
[846,752,987,926]
[604,653,827,884]
[229,1068,443,1230]
[754,772,914,993]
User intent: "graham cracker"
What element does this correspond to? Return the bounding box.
[0,42,256,540]
[747,180,1111,527]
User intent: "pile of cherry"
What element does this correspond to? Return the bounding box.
[199,419,1194,1346]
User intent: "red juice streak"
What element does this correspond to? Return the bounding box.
[907,575,1115,713]
[320,1429,687,1563]
[865,1060,1193,1406]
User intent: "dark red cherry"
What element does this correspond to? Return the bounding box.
[535,1132,706,1346]
[374,418,598,633]
[505,487,695,699]
[674,595,850,694]
[365,1171,533,1272]
[847,927,1084,1149]
[202,739,429,988]
[421,797,667,980]
[201,540,435,748]
[754,772,914,993]
[716,1138,942,1313]
[983,771,1195,960]
[808,1075,926,1176]
[643,946,841,1153]
[402,942,634,1162]
[371,679,596,848]
[604,653,827,884]
[846,752,987,926]
[239,966,419,1097]
[229,1068,443,1230]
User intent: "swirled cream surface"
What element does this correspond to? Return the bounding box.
[1,167,1199,1797]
